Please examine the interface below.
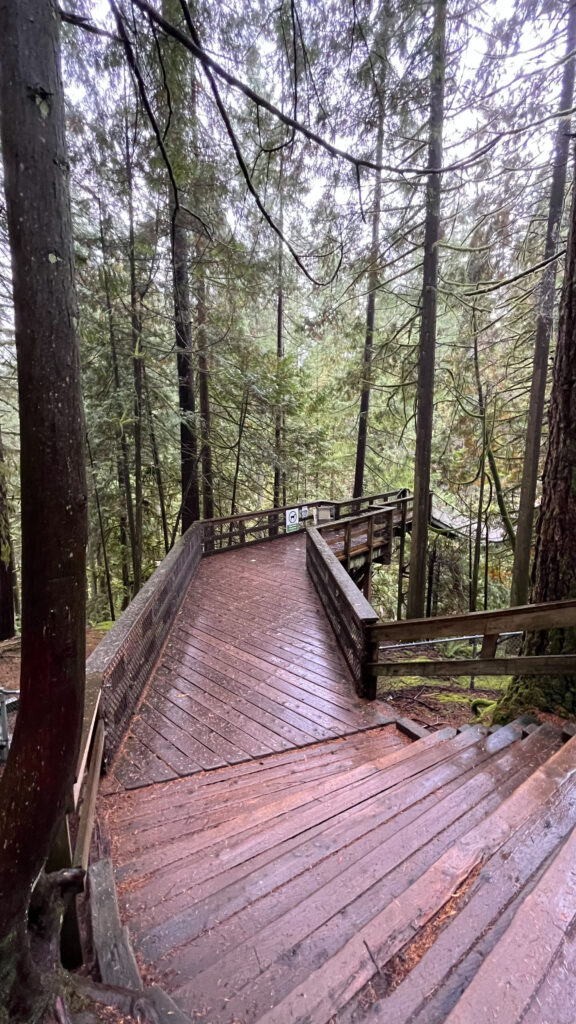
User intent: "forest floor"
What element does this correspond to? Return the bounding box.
[378,678,504,730]
[375,642,507,730]
[376,646,569,732]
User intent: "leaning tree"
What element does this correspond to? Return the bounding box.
[0,1,87,1019]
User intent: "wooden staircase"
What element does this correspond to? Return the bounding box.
[103,719,576,1023]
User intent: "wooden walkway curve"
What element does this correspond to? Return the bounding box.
[101,537,394,793]
[91,516,576,1024]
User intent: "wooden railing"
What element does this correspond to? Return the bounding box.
[201,499,324,553]
[90,521,203,760]
[198,488,420,555]
[365,599,576,691]
[317,507,394,569]
[332,490,402,520]
[306,526,378,696]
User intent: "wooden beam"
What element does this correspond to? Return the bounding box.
[73,719,105,871]
[72,671,102,810]
[89,857,143,990]
[368,598,576,644]
[480,633,498,659]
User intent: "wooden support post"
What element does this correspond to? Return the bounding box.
[397,498,408,620]
[480,632,499,659]
[73,719,105,872]
[364,517,374,601]
[345,521,352,571]
[362,629,379,701]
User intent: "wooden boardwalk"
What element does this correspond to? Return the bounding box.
[101,721,576,1023]
[102,537,394,793]
[97,533,576,1023]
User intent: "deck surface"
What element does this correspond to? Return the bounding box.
[98,535,576,1023]
[102,536,393,793]
[101,723,576,1023]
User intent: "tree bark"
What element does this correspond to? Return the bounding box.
[0,425,15,640]
[273,227,285,511]
[353,103,384,499]
[86,432,115,621]
[471,313,486,612]
[173,206,200,531]
[0,2,87,1017]
[495,146,576,720]
[510,1,576,606]
[406,0,446,619]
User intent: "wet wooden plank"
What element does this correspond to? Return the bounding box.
[117,729,470,912]
[219,735,576,1024]
[337,727,568,1024]
[169,629,366,727]
[144,728,519,971]
[442,753,576,1023]
[171,730,537,1013]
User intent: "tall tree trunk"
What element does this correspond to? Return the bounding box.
[86,432,115,621]
[125,120,143,591]
[353,102,384,499]
[495,148,576,720]
[196,241,214,519]
[510,1,576,605]
[0,425,15,640]
[273,230,285,510]
[231,385,249,516]
[406,0,446,619]
[471,314,486,612]
[143,363,169,554]
[173,206,200,531]
[0,2,87,1015]
[486,440,515,548]
[117,459,131,610]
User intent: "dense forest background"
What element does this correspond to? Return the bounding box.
[0,0,573,627]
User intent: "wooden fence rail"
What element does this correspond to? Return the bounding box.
[366,597,576,688]
[317,507,394,570]
[306,527,378,696]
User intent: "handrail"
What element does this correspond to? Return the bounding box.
[306,527,378,697]
[368,598,576,644]
[317,507,394,572]
[201,497,329,528]
[201,499,327,553]
[332,490,402,519]
[365,597,576,684]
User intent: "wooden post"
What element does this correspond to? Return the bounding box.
[345,521,352,571]
[362,628,379,701]
[397,498,408,620]
[364,517,374,601]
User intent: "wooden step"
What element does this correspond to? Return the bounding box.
[441,784,576,1022]
[166,728,559,1020]
[205,730,574,1024]
[132,727,515,963]
[339,729,574,1023]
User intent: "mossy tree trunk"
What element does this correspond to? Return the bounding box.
[0,0,87,1017]
[495,145,576,722]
